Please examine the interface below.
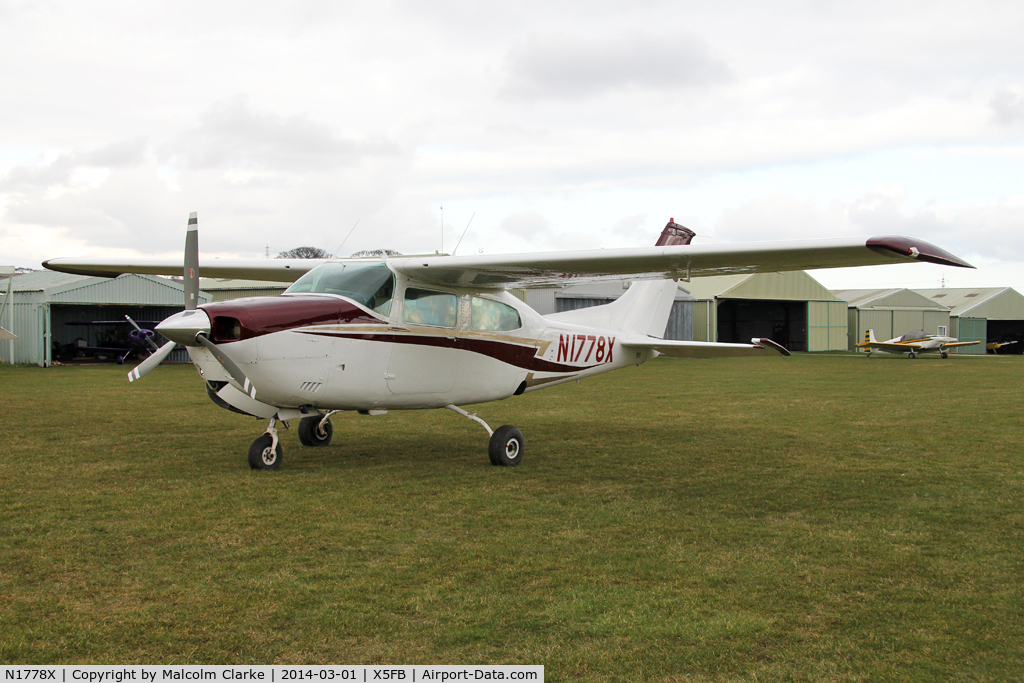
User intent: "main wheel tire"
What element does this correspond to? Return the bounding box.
[909,351,916,358]
[298,415,333,447]
[248,434,283,470]
[488,425,524,467]
[940,352,948,359]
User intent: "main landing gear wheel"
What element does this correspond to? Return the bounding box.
[940,351,948,359]
[909,351,917,358]
[489,425,524,467]
[298,415,333,447]
[248,434,283,470]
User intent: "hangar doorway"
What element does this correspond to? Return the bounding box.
[717,299,807,352]
[986,320,1024,354]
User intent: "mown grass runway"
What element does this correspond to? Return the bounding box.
[1,354,1022,680]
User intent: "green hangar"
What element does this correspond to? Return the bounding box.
[832,288,951,352]
[915,288,1024,354]
[1,271,210,367]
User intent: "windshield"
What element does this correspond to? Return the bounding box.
[285,262,395,315]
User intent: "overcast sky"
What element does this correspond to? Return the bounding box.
[2,0,1023,291]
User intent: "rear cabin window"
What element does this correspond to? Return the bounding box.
[470,297,522,332]
[402,288,457,328]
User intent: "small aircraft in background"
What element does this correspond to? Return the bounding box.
[44,215,973,470]
[987,340,1019,353]
[58,319,163,364]
[856,329,982,358]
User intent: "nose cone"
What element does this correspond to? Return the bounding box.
[156,309,211,346]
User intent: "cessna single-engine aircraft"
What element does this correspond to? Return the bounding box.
[856,329,982,358]
[44,215,973,469]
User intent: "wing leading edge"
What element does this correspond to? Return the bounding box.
[42,257,326,282]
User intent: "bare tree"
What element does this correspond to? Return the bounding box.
[351,249,402,257]
[276,246,332,259]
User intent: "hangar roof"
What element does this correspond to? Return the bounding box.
[915,287,1024,319]
[7,271,210,305]
[6,270,90,292]
[831,288,948,311]
[681,271,841,302]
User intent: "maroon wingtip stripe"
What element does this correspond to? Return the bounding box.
[866,236,974,269]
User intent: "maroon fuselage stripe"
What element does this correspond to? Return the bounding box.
[200,296,383,342]
[307,330,593,374]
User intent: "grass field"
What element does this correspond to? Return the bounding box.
[1,354,1022,680]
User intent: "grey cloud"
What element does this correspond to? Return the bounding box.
[500,211,551,239]
[990,88,1024,128]
[502,31,731,100]
[168,95,404,172]
[0,138,148,193]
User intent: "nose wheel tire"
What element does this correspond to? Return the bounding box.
[248,434,283,470]
[298,415,333,447]
[488,425,524,467]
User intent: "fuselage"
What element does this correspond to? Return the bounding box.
[162,259,653,414]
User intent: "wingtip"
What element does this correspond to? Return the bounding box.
[866,236,974,269]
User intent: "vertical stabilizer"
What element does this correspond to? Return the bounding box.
[543,219,693,337]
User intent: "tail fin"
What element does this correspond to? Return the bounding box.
[543,219,692,337]
[856,329,877,347]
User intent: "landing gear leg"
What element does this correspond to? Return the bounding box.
[249,417,283,470]
[299,411,337,447]
[445,404,525,467]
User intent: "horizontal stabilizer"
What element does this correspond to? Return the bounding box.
[622,336,791,359]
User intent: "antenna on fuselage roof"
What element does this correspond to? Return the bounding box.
[332,219,361,258]
[451,212,475,256]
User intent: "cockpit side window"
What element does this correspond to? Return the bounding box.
[402,288,457,328]
[285,262,395,315]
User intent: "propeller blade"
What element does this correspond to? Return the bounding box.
[184,212,200,311]
[195,333,258,399]
[127,340,176,382]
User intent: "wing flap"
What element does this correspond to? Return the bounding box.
[388,235,972,288]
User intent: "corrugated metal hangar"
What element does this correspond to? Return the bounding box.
[4,271,210,366]
[679,271,848,352]
[199,278,288,301]
[833,288,951,352]
[525,271,848,352]
[916,288,1024,354]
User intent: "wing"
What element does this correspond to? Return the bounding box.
[43,234,971,288]
[623,337,791,359]
[940,341,982,348]
[41,257,325,283]
[856,341,922,351]
[388,235,972,288]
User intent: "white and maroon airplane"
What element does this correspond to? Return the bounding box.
[44,215,973,470]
